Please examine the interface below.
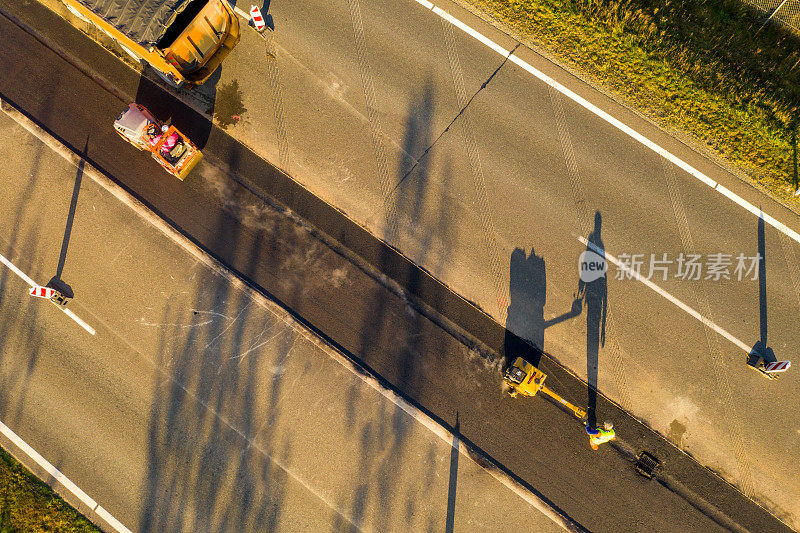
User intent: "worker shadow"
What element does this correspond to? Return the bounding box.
[579,212,608,429]
[750,215,777,363]
[502,247,582,370]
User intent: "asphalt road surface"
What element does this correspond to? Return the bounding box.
[204,3,800,526]
[0,107,572,532]
[0,0,794,531]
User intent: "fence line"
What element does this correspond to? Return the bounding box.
[745,0,800,32]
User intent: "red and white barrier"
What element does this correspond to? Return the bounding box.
[763,360,791,373]
[250,5,266,32]
[29,286,57,299]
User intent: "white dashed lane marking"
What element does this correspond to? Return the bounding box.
[579,236,752,354]
[0,251,95,335]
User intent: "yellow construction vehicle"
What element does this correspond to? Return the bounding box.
[62,0,240,88]
[504,357,587,420]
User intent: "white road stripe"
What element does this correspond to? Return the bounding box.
[95,506,132,533]
[239,1,780,356]
[0,251,37,286]
[432,6,511,56]
[62,308,97,335]
[0,251,96,335]
[0,419,131,533]
[3,48,578,533]
[579,236,753,353]
[413,0,800,246]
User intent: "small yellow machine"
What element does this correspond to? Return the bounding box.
[504,357,587,419]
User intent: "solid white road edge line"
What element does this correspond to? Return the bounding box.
[0,250,37,286]
[238,2,800,251]
[0,251,96,335]
[579,236,753,353]
[0,419,132,533]
[413,0,800,246]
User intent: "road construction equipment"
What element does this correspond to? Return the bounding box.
[62,0,240,88]
[504,357,587,419]
[114,103,203,180]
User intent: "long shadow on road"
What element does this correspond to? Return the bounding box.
[0,121,48,423]
[751,215,775,363]
[503,247,582,371]
[140,164,288,532]
[578,211,607,429]
[341,78,454,531]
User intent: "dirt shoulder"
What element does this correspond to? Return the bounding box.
[0,447,100,532]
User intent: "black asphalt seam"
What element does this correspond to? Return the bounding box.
[391,42,521,195]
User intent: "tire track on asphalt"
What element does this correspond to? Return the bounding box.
[439,18,507,316]
[548,88,591,237]
[346,0,394,211]
[6,2,788,528]
[548,88,634,412]
[662,157,755,498]
[263,39,291,172]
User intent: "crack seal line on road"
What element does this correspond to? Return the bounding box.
[5,3,780,529]
[413,0,800,247]
[392,42,521,195]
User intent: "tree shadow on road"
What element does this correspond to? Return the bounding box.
[0,112,52,422]
[140,160,289,532]
[340,77,453,531]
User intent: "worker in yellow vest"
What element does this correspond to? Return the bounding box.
[586,421,615,450]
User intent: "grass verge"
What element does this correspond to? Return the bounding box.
[457,0,800,205]
[0,446,99,532]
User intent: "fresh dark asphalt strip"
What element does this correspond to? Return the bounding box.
[0,2,790,531]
